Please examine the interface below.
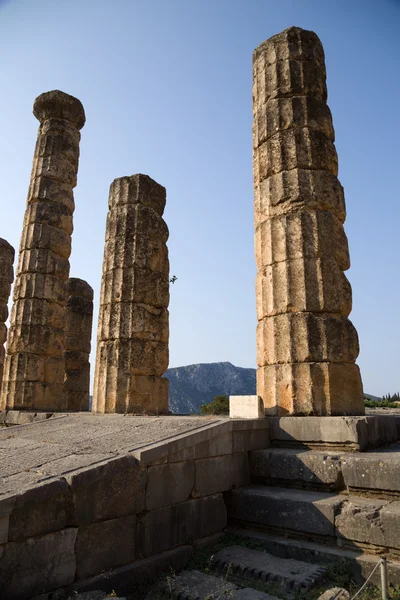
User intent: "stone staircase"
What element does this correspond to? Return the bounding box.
[226,444,400,585]
[146,441,400,600]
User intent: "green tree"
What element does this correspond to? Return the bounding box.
[200,395,229,415]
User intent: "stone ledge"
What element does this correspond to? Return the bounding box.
[267,415,399,451]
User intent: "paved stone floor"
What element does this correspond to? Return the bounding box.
[0,413,219,496]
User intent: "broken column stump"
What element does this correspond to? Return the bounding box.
[1,90,85,411]
[253,27,364,416]
[64,278,93,411]
[92,174,169,414]
[0,239,15,405]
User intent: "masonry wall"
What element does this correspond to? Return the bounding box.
[0,420,268,599]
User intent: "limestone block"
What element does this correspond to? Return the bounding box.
[146,461,195,510]
[230,395,264,419]
[257,362,364,416]
[27,176,75,212]
[94,367,169,414]
[250,449,343,490]
[256,129,337,181]
[108,173,166,215]
[11,299,64,331]
[18,248,70,280]
[0,528,77,599]
[254,96,334,147]
[67,455,146,525]
[136,494,227,558]
[100,266,169,307]
[335,498,400,550]
[228,486,341,536]
[1,352,65,384]
[193,453,249,497]
[7,323,64,356]
[254,211,350,271]
[232,427,270,453]
[23,200,73,234]
[95,339,168,378]
[20,222,71,258]
[13,272,66,303]
[98,302,168,343]
[256,261,352,319]
[254,169,346,223]
[8,479,70,542]
[257,314,359,366]
[75,515,136,579]
[253,26,325,69]
[341,453,400,493]
[253,57,327,110]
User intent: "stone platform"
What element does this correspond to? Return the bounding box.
[0,412,269,600]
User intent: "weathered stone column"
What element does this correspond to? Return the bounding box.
[64,278,93,411]
[253,27,364,415]
[0,239,15,406]
[92,174,169,414]
[1,90,85,411]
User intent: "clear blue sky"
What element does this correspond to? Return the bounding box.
[0,0,399,396]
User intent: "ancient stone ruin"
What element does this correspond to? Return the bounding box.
[0,26,399,600]
[253,27,364,416]
[64,278,93,411]
[92,174,170,414]
[1,91,86,411]
[0,239,15,402]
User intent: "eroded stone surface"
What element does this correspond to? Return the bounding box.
[213,545,327,591]
[0,239,15,406]
[64,278,93,410]
[93,174,169,414]
[253,27,364,415]
[1,90,85,411]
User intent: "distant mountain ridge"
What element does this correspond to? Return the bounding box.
[165,362,256,414]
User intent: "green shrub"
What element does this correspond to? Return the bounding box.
[200,395,229,415]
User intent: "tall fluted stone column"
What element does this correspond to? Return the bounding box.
[64,278,93,411]
[0,239,15,406]
[93,174,169,414]
[253,27,364,416]
[1,90,85,411]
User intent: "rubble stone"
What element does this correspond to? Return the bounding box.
[1,90,85,411]
[253,27,364,415]
[92,174,169,414]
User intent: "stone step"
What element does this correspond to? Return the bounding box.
[226,526,400,585]
[249,448,344,491]
[227,486,400,553]
[212,545,327,592]
[148,569,279,599]
[249,446,400,496]
[227,485,342,538]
